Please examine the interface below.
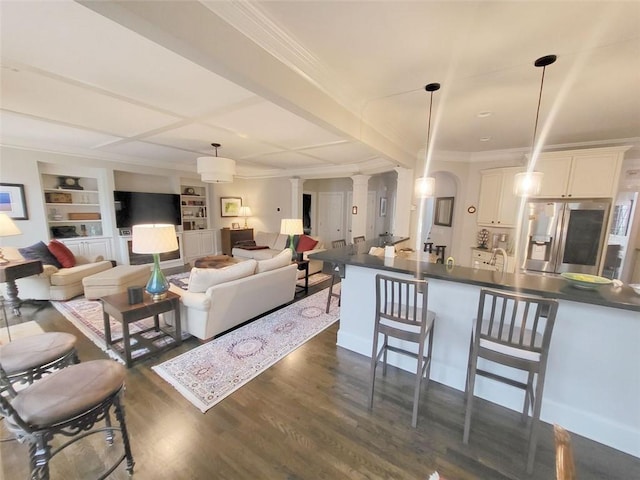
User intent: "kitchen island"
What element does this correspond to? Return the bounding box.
[310,240,640,458]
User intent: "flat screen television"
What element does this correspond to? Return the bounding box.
[114,191,181,228]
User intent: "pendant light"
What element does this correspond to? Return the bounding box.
[514,55,557,196]
[197,143,236,183]
[415,83,440,198]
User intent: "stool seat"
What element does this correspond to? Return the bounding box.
[0,332,76,374]
[10,360,125,428]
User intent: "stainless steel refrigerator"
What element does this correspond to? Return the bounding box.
[519,199,611,275]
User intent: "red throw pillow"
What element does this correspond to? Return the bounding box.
[48,239,76,268]
[296,234,318,253]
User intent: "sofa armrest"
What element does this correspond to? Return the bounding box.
[75,254,105,264]
[169,285,210,311]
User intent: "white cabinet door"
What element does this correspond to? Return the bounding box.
[198,230,215,256]
[183,230,215,260]
[534,156,572,198]
[568,153,621,198]
[477,172,502,225]
[497,167,523,227]
[61,238,112,261]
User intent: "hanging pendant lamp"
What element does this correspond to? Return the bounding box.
[415,82,440,198]
[197,143,236,183]
[514,55,557,196]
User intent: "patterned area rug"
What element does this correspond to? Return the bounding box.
[152,285,340,413]
[51,297,182,363]
[298,271,332,287]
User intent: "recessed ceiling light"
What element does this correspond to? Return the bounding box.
[480,137,491,142]
[477,111,492,118]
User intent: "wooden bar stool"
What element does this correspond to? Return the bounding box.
[369,274,436,427]
[0,332,78,398]
[325,239,346,313]
[463,288,558,473]
[1,359,135,479]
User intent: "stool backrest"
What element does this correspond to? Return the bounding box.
[376,274,429,340]
[353,236,366,244]
[332,239,347,248]
[475,288,558,356]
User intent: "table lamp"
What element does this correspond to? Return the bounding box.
[238,206,252,228]
[132,224,178,301]
[280,218,303,260]
[0,213,21,264]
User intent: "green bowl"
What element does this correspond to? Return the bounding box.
[561,272,613,290]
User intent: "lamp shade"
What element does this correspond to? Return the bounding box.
[280,218,303,236]
[415,176,436,198]
[132,224,178,254]
[197,156,236,183]
[0,213,21,237]
[514,171,544,196]
[238,206,252,217]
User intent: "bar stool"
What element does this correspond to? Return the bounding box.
[353,236,366,244]
[325,239,346,313]
[463,288,558,473]
[0,332,78,397]
[369,274,436,427]
[0,359,135,479]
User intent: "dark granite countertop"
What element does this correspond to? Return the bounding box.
[310,239,640,312]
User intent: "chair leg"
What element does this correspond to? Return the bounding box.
[30,434,52,480]
[463,346,479,444]
[114,393,135,475]
[325,274,336,313]
[522,370,535,423]
[526,369,547,474]
[104,408,114,445]
[368,328,381,410]
[382,335,388,376]
[411,339,426,428]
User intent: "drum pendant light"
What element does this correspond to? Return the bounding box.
[415,83,440,198]
[514,55,557,196]
[197,143,236,183]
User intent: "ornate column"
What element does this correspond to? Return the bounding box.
[289,178,304,218]
[393,167,414,239]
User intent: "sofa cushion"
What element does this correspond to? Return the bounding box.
[188,259,257,293]
[273,234,289,251]
[254,231,278,248]
[255,249,292,274]
[49,261,112,286]
[48,239,76,268]
[19,241,62,268]
[296,234,318,253]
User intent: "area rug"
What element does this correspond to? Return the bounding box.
[152,284,340,413]
[51,297,169,363]
[298,271,332,287]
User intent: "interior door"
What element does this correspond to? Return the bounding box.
[318,192,344,243]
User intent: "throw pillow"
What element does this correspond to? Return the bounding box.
[48,239,76,268]
[255,249,292,274]
[18,241,62,268]
[296,234,318,253]
[188,259,257,293]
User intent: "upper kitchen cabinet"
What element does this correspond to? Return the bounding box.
[532,146,629,198]
[477,167,523,227]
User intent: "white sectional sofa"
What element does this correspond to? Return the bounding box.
[232,231,326,276]
[168,250,298,340]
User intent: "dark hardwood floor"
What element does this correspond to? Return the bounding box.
[2,284,639,479]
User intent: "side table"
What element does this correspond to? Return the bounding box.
[101,291,181,368]
[295,259,309,294]
[0,260,44,318]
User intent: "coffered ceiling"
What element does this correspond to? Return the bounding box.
[1,1,638,179]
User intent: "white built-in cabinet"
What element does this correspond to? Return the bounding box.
[477,167,523,227]
[531,146,628,198]
[180,180,215,262]
[60,237,112,261]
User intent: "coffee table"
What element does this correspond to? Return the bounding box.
[100,290,181,368]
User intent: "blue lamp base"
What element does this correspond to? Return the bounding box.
[146,253,169,301]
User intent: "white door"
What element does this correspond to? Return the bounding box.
[318,192,344,243]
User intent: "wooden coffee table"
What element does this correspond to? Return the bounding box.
[100,290,181,368]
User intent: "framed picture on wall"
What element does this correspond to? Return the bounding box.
[0,183,28,220]
[220,197,242,217]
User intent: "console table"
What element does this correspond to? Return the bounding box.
[0,259,44,317]
[220,228,253,256]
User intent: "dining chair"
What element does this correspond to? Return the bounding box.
[0,332,78,398]
[369,273,436,427]
[353,235,366,244]
[325,239,347,313]
[1,359,135,479]
[554,424,576,480]
[463,288,559,474]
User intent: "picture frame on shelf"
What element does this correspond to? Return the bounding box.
[220,197,242,217]
[0,183,29,219]
[231,222,240,229]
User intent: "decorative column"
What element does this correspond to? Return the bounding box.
[350,175,371,240]
[289,178,304,219]
[393,167,414,239]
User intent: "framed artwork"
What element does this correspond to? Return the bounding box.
[0,183,28,220]
[231,222,240,229]
[434,196,455,227]
[379,197,387,217]
[220,197,242,217]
